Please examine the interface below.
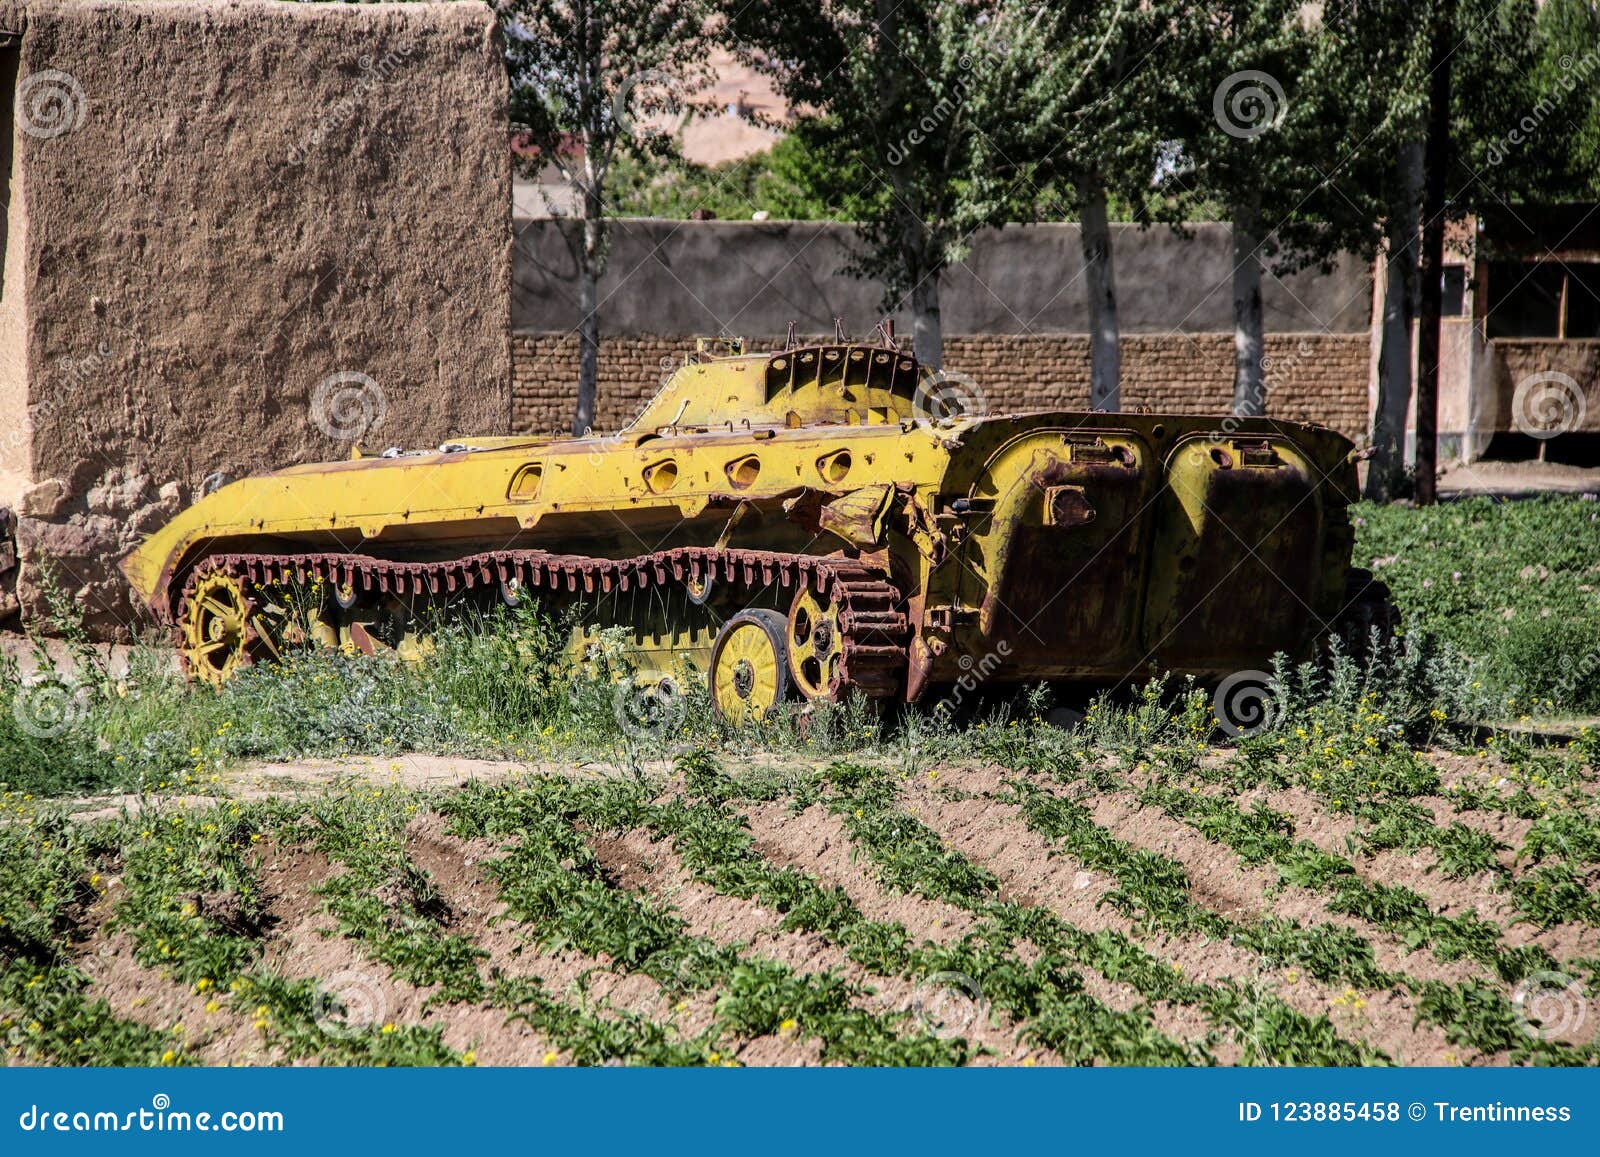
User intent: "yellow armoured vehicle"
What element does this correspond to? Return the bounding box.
[122,333,1386,720]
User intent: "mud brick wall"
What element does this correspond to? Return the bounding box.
[1483,339,1600,436]
[1,0,511,636]
[512,331,1373,440]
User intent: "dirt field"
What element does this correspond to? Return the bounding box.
[9,736,1596,1068]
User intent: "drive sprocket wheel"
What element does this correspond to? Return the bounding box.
[709,610,791,723]
[787,587,844,701]
[179,571,261,688]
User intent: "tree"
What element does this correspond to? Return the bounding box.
[1326,0,1430,503]
[1363,129,1425,503]
[605,129,865,221]
[1412,0,1457,506]
[1006,1,1187,411]
[726,1,1037,369]
[504,0,715,435]
[1364,0,1550,500]
[1160,4,1378,416]
[1525,0,1600,201]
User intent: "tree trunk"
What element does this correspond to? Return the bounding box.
[1079,173,1121,411]
[1231,199,1266,416]
[1365,139,1424,502]
[911,272,943,371]
[1414,0,1456,506]
[573,265,599,437]
[572,186,603,437]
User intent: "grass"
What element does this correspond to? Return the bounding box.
[5,496,1595,802]
[1353,496,1600,715]
[2,496,1599,1065]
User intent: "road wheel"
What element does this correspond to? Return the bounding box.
[684,571,716,606]
[1335,567,1401,660]
[709,609,791,723]
[340,594,435,661]
[787,586,845,701]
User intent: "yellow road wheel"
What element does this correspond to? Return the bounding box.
[787,587,844,701]
[709,609,790,723]
[180,571,258,687]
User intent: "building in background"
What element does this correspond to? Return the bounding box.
[1468,205,1600,464]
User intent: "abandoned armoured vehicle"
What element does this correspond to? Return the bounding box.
[121,333,1385,720]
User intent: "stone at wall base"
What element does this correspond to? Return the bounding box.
[12,466,189,642]
[18,479,70,520]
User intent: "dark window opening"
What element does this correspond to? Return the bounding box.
[1565,265,1600,339]
[1484,431,1600,467]
[1486,259,1600,339]
[1441,266,1466,317]
[1487,261,1564,337]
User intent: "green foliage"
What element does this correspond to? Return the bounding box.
[439,777,968,1065]
[725,0,1039,324]
[608,128,865,221]
[0,641,121,796]
[1353,497,1600,714]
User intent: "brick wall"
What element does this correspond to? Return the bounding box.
[513,331,1372,440]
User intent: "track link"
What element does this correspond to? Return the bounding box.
[174,546,911,700]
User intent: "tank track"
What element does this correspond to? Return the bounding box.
[174,546,911,699]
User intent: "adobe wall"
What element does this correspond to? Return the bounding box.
[511,216,1374,441]
[1,0,511,635]
[512,218,1373,336]
[1483,339,1600,438]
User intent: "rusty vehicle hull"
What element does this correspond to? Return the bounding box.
[121,338,1374,718]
